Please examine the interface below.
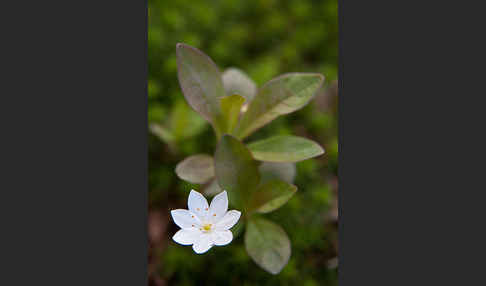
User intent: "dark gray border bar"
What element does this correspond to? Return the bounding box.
[339,0,484,284]
[1,0,148,284]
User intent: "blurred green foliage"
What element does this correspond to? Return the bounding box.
[148,0,338,285]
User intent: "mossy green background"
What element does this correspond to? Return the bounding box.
[148,0,338,285]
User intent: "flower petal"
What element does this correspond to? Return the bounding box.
[172,228,201,245]
[209,191,228,223]
[215,210,241,230]
[192,233,213,254]
[188,189,209,220]
[211,230,233,246]
[171,209,202,229]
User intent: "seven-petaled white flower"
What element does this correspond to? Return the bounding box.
[171,189,241,254]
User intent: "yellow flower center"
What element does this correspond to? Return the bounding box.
[202,224,212,232]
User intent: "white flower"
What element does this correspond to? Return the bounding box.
[171,189,241,254]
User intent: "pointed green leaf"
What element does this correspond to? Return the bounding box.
[214,135,260,207]
[259,162,296,184]
[249,180,297,213]
[149,123,174,143]
[175,154,214,184]
[176,43,226,136]
[222,68,257,102]
[245,217,291,274]
[236,73,324,139]
[220,94,245,134]
[170,100,207,140]
[248,135,325,162]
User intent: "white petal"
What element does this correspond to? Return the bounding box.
[188,189,209,220]
[172,228,201,245]
[211,230,233,246]
[215,210,241,230]
[171,209,202,229]
[192,233,213,254]
[209,191,228,223]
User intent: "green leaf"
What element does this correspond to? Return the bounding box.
[222,68,257,102]
[248,135,324,162]
[236,73,324,139]
[170,100,207,140]
[214,135,260,208]
[175,154,214,184]
[259,162,296,184]
[149,123,174,143]
[176,43,226,136]
[245,217,291,274]
[202,178,221,196]
[220,94,246,134]
[249,180,297,213]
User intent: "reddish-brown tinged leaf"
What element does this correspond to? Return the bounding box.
[236,73,324,139]
[222,68,257,102]
[176,43,226,136]
[175,154,214,184]
[202,178,222,196]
